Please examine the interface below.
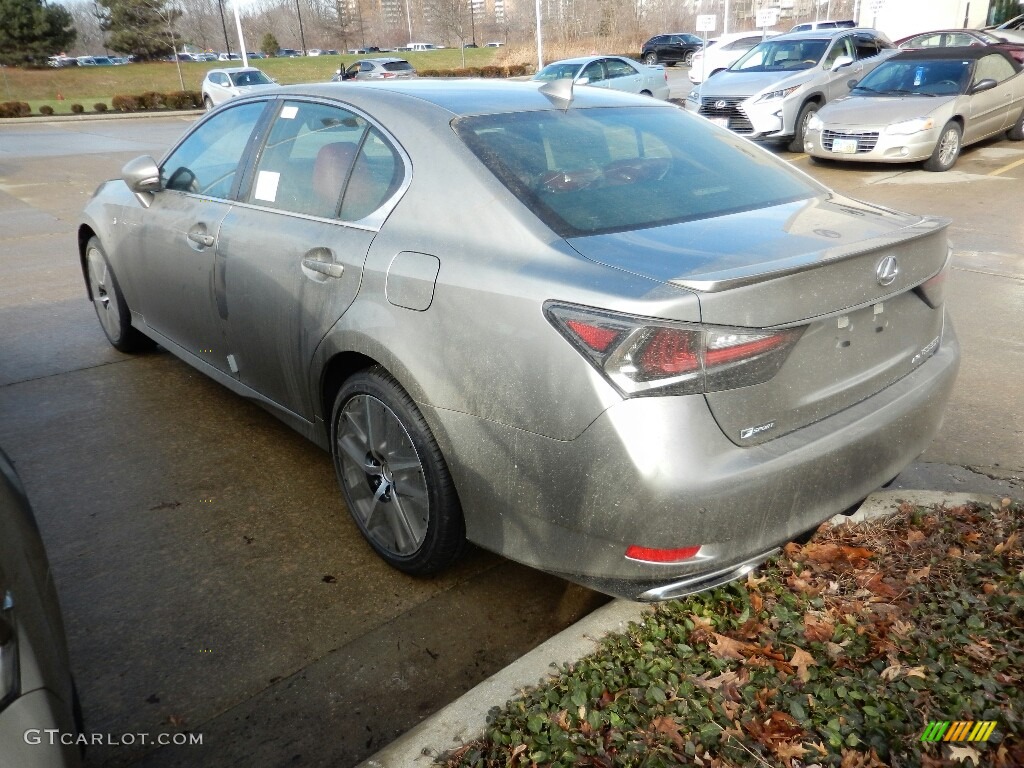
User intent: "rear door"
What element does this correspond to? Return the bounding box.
[217,98,408,419]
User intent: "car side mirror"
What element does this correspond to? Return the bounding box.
[847,78,859,89]
[574,76,590,85]
[971,78,997,94]
[831,55,854,71]
[121,155,161,207]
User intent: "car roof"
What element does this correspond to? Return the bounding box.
[890,45,1019,64]
[888,45,1024,70]
[771,27,882,41]
[544,55,628,66]
[358,57,409,63]
[275,79,674,117]
[208,66,263,74]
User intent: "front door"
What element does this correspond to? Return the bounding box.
[132,101,267,372]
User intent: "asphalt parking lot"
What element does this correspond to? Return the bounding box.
[0,106,1021,768]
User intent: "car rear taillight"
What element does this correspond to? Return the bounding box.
[545,302,803,397]
[382,71,396,78]
[625,544,700,563]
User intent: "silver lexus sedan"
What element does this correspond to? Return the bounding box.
[79,81,959,600]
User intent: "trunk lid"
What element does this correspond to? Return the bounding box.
[566,195,951,445]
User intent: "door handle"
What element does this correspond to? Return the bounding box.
[301,257,344,279]
[187,231,215,248]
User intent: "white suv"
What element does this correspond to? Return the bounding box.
[689,31,778,84]
[685,28,894,151]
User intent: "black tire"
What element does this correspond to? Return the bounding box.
[683,50,695,67]
[203,96,213,111]
[84,237,154,353]
[643,52,658,65]
[788,101,820,153]
[1007,108,1024,141]
[923,120,961,172]
[330,367,465,575]
[640,89,653,97]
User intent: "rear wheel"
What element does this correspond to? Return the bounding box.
[684,50,695,67]
[85,237,153,353]
[203,96,213,111]
[923,121,961,172]
[330,367,465,575]
[788,101,819,153]
[644,52,658,65]
[640,89,653,97]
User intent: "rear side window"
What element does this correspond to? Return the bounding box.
[248,100,404,220]
[453,107,816,237]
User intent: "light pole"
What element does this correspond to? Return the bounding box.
[218,0,232,54]
[296,0,307,55]
[535,0,542,71]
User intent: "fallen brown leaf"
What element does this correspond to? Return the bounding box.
[789,647,817,682]
[650,715,686,751]
[803,611,834,643]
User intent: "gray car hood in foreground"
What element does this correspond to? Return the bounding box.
[699,69,812,96]
[818,94,958,126]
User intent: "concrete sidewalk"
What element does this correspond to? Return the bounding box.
[358,489,1005,768]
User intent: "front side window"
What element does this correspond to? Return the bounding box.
[248,100,404,221]
[854,34,886,59]
[581,61,605,82]
[823,37,854,68]
[160,101,265,198]
[454,106,817,237]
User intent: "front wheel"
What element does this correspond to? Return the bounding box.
[683,51,695,67]
[788,101,819,153]
[330,367,465,575]
[1007,108,1024,141]
[923,121,961,172]
[85,237,153,353]
[643,52,658,65]
[203,96,213,111]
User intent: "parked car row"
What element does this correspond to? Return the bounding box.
[533,56,670,99]
[685,25,1024,172]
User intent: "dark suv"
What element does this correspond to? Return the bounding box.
[641,33,704,66]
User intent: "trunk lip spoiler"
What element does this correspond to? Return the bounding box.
[669,215,952,293]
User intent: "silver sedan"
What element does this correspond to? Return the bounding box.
[79,81,958,600]
[805,48,1024,170]
[532,56,670,99]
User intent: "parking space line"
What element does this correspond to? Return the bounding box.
[788,153,809,161]
[988,156,1024,177]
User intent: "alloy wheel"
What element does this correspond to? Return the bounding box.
[86,245,122,342]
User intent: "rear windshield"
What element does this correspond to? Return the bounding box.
[453,106,817,237]
[383,60,414,71]
[732,38,829,71]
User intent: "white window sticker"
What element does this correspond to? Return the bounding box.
[280,105,299,119]
[254,170,280,202]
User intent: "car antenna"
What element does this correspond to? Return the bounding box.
[539,77,575,108]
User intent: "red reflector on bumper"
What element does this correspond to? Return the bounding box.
[625,545,701,563]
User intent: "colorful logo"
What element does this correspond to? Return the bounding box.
[921,721,997,743]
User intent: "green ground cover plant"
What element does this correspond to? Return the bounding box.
[446,501,1023,768]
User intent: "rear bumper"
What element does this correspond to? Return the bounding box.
[425,317,959,601]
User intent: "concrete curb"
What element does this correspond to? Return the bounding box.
[357,599,651,767]
[0,109,203,126]
[358,489,1000,767]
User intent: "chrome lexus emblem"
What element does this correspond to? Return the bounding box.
[876,255,899,286]
[714,100,728,109]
